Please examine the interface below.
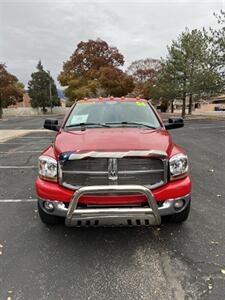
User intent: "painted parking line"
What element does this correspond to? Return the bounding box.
[0,166,36,169]
[0,142,50,145]
[16,136,54,139]
[0,199,36,203]
[187,126,225,129]
[0,151,41,153]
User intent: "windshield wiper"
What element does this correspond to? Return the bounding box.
[105,121,157,129]
[65,122,111,129]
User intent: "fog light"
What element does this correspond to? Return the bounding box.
[174,199,184,210]
[44,201,54,212]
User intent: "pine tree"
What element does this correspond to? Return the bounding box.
[28,61,60,112]
[157,29,221,117]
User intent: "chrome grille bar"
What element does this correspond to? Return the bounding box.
[59,150,168,190]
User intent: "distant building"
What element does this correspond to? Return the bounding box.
[155,94,225,113]
[8,89,68,108]
[195,94,225,112]
[57,89,68,107]
[60,99,67,108]
[8,92,31,108]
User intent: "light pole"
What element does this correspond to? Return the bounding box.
[48,71,52,113]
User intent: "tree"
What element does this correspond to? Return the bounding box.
[47,70,61,110]
[209,11,225,69]
[96,66,134,96]
[58,39,134,101]
[149,64,181,113]
[28,61,60,112]
[127,58,161,83]
[157,29,222,117]
[0,64,24,118]
[204,10,225,91]
[127,58,162,99]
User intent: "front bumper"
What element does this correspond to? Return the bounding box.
[38,184,191,227]
[36,175,192,204]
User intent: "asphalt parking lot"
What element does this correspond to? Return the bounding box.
[0,116,225,300]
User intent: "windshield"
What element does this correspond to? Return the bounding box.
[65,100,161,129]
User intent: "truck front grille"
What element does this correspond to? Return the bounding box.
[59,157,167,190]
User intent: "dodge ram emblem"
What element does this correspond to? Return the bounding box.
[108,158,118,183]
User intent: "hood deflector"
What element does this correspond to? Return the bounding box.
[61,150,167,161]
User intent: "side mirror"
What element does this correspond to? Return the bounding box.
[165,117,184,130]
[44,119,59,131]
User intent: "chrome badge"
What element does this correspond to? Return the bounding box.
[108,158,118,183]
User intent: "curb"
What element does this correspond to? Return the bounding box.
[0,129,48,143]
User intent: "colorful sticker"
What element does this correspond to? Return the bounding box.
[136,101,146,107]
[71,114,88,124]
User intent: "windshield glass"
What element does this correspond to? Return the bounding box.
[65,100,161,129]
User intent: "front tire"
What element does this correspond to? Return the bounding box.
[166,200,191,223]
[38,202,62,225]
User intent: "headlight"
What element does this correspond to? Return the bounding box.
[38,155,57,182]
[169,153,188,180]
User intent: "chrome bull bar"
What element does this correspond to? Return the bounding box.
[65,185,161,227]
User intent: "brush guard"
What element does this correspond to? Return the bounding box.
[65,185,161,227]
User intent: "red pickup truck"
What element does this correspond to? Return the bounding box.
[36,98,191,227]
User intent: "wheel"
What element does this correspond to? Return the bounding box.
[38,202,62,225]
[166,200,191,223]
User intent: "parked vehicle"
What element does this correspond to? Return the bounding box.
[36,97,191,226]
[215,106,225,111]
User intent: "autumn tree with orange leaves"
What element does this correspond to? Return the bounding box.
[58,39,134,101]
[127,58,162,99]
[0,63,24,118]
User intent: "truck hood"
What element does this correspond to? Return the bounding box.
[54,128,173,157]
